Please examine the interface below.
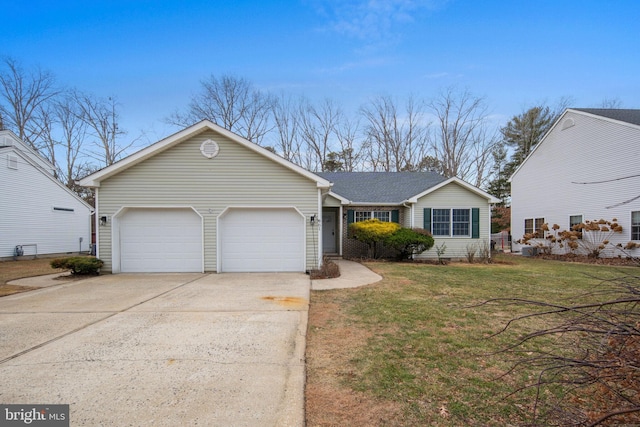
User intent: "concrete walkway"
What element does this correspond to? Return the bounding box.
[311,259,382,290]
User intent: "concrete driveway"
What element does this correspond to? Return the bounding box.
[0,273,309,426]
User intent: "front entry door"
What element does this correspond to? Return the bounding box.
[322,211,337,253]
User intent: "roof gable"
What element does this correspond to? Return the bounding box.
[80,121,332,188]
[0,130,56,173]
[317,172,499,204]
[510,108,640,181]
[1,134,92,211]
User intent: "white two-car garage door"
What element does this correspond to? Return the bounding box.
[219,208,305,273]
[119,208,203,273]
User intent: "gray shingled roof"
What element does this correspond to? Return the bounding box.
[573,109,640,126]
[318,171,447,204]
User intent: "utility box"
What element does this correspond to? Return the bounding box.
[521,246,538,257]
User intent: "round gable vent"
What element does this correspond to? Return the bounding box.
[200,139,220,158]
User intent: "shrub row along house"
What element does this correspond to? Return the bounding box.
[79,121,499,273]
[510,108,640,257]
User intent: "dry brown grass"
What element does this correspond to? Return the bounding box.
[306,295,407,426]
[0,258,63,297]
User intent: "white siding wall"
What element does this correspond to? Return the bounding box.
[413,182,492,260]
[0,150,92,258]
[511,111,640,256]
[97,130,320,273]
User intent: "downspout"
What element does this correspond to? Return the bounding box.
[94,187,100,259]
[402,201,414,228]
[317,188,323,270]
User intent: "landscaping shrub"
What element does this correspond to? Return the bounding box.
[309,257,340,279]
[519,218,631,258]
[384,227,434,260]
[349,219,401,258]
[50,257,104,275]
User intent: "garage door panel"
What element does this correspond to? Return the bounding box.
[220,208,305,273]
[119,208,202,273]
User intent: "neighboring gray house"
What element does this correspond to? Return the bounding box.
[510,108,640,257]
[0,130,93,259]
[80,121,498,273]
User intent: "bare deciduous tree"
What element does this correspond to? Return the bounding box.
[0,57,60,150]
[427,87,497,186]
[484,273,640,426]
[169,74,274,145]
[335,114,362,172]
[55,94,89,188]
[360,94,429,172]
[75,92,131,167]
[298,98,341,171]
[271,93,302,164]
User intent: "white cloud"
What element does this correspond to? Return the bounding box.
[311,0,448,42]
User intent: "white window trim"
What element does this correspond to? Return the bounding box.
[354,210,392,222]
[432,208,472,238]
[631,210,640,241]
[524,217,545,236]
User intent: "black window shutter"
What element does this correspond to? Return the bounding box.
[347,209,354,225]
[423,208,431,232]
[472,208,480,238]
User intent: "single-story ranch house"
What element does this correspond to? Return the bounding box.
[80,121,499,273]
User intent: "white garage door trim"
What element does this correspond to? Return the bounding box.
[112,206,203,273]
[218,206,306,273]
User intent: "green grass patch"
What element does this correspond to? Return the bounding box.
[311,254,638,426]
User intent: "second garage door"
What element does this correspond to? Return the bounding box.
[219,208,305,272]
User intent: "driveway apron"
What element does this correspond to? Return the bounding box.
[0,273,309,426]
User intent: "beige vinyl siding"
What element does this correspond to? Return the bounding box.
[414,181,491,260]
[97,130,319,272]
[323,194,342,207]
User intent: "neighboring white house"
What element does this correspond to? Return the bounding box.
[510,108,640,257]
[80,120,499,274]
[0,130,93,259]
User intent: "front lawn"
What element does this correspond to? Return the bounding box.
[305,254,638,426]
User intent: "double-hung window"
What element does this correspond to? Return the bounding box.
[569,215,583,230]
[354,211,391,222]
[432,208,471,237]
[373,211,390,222]
[632,211,640,241]
[524,217,545,236]
[355,211,372,222]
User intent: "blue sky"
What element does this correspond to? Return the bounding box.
[3,0,639,144]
